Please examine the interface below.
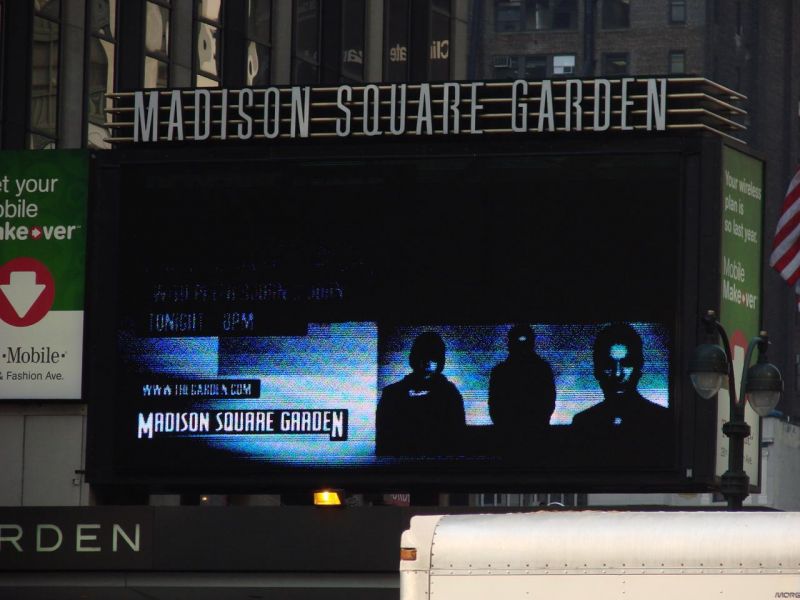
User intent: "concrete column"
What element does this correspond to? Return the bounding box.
[171,0,193,87]
[272,0,292,84]
[365,1,384,82]
[59,0,87,148]
[452,0,469,79]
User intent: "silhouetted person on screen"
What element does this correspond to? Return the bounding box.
[376,332,466,457]
[571,323,669,432]
[489,325,556,437]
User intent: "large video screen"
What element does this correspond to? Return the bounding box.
[89,151,682,486]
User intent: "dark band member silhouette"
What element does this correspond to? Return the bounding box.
[571,323,669,431]
[488,325,556,434]
[376,331,466,456]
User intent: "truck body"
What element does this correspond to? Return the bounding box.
[400,511,800,600]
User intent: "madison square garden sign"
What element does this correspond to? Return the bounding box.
[78,77,762,491]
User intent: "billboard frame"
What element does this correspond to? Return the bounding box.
[85,133,723,493]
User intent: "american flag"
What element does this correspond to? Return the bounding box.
[770,167,800,310]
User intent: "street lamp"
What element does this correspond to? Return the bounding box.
[689,310,783,509]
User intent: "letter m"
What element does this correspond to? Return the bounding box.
[134,91,159,142]
[138,413,154,439]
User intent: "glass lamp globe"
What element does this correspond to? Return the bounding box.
[745,361,783,417]
[689,343,728,399]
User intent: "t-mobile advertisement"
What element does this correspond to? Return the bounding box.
[0,151,88,400]
[90,151,681,484]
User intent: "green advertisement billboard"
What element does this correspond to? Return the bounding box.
[717,146,764,486]
[0,150,88,399]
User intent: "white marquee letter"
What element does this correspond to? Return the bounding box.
[134,91,159,142]
[336,85,352,137]
[593,79,611,131]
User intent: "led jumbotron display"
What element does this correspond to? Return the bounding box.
[102,152,681,477]
[122,321,669,465]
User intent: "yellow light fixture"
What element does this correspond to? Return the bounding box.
[313,489,343,506]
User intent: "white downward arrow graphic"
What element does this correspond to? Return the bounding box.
[0,271,46,318]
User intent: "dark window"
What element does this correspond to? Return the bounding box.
[195,0,223,87]
[144,0,170,88]
[292,0,319,83]
[384,0,410,81]
[30,1,60,148]
[429,0,451,81]
[523,0,552,29]
[246,0,271,85]
[550,0,578,28]
[524,0,577,30]
[602,0,630,29]
[340,0,365,83]
[601,52,629,75]
[492,54,574,79]
[668,50,685,74]
[492,55,520,79]
[293,0,366,85]
[496,0,578,32]
[524,55,547,79]
[35,0,60,20]
[87,0,117,148]
[383,0,450,82]
[669,0,685,23]
[495,2,521,32]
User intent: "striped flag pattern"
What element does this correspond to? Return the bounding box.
[770,167,800,309]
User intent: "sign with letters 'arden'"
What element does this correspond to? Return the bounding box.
[0,151,88,400]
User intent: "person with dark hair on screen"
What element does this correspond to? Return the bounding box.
[571,322,669,431]
[375,331,466,456]
[488,324,556,438]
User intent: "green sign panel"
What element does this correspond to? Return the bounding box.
[0,150,88,399]
[717,146,764,485]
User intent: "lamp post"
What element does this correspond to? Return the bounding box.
[689,310,783,509]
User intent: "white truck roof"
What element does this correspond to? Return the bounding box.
[401,511,800,573]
